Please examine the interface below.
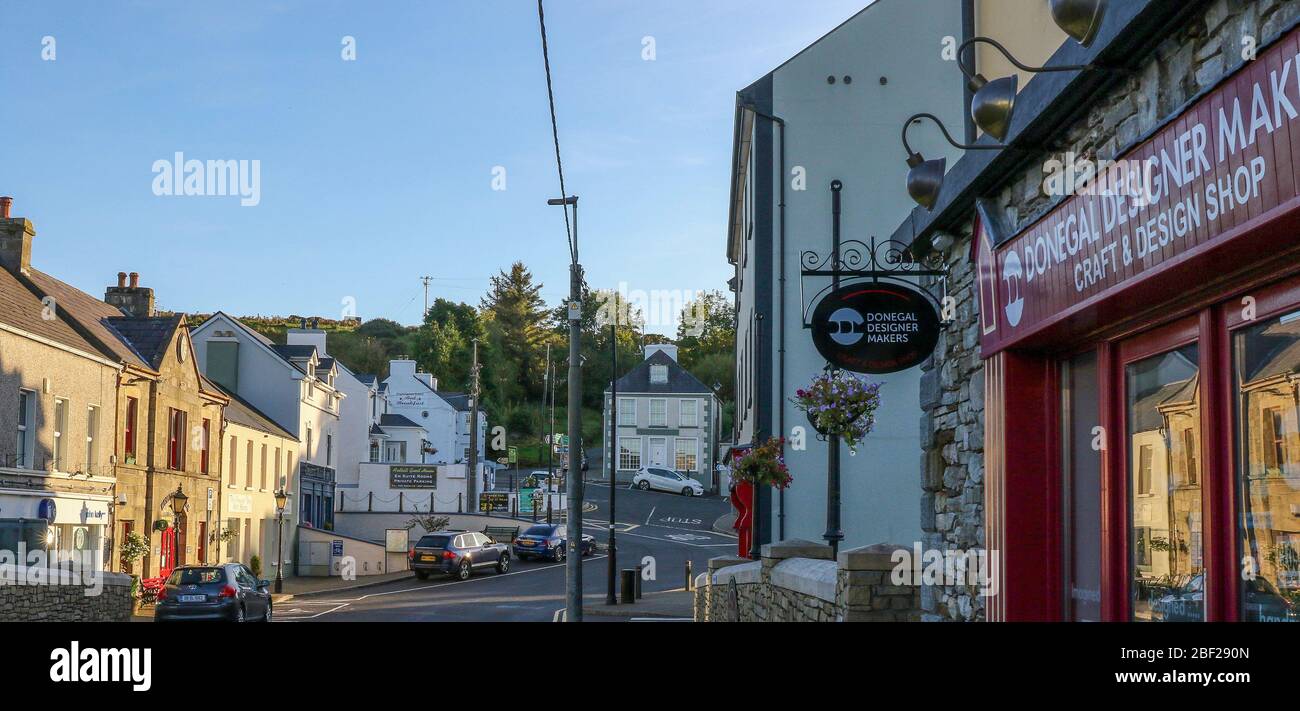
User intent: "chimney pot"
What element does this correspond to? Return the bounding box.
[128,272,139,288]
[0,196,11,219]
[117,272,127,288]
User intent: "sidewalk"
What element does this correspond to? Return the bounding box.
[713,512,736,535]
[581,588,694,620]
[129,570,416,621]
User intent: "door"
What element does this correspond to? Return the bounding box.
[196,522,207,565]
[649,438,667,468]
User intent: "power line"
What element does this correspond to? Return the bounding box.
[537,0,575,262]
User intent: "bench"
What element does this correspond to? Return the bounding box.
[483,525,520,544]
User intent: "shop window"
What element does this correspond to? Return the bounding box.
[1061,351,1102,621]
[1232,308,1300,622]
[1126,343,1203,622]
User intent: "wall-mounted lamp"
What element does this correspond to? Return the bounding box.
[958,37,1094,141]
[902,113,1003,210]
[1050,0,1108,48]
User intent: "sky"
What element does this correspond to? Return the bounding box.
[0,0,868,334]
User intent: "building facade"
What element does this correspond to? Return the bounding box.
[727,0,967,551]
[603,344,720,489]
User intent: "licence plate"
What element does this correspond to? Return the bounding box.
[420,554,435,561]
[179,595,206,603]
[518,541,534,547]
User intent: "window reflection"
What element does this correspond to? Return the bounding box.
[1233,310,1300,622]
[1127,344,1203,621]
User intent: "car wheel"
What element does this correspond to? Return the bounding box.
[415,570,430,580]
[637,480,650,491]
[682,487,694,497]
[234,604,246,623]
[497,554,510,574]
[555,544,567,562]
[457,560,472,581]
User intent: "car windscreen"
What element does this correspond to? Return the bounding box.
[416,535,452,548]
[522,526,556,537]
[167,568,225,585]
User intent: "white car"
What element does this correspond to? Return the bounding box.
[632,467,705,496]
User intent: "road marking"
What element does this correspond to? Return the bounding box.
[645,506,656,525]
[552,607,565,622]
[275,555,608,621]
[613,529,736,548]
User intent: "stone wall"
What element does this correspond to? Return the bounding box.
[0,566,133,622]
[694,540,920,622]
[915,0,1300,623]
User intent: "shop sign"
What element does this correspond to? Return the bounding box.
[980,27,1300,353]
[479,492,508,513]
[389,465,438,489]
[810,282,941,373]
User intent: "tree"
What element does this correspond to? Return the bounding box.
[481,262,550,400]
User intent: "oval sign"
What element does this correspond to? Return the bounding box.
[810,282,940,373]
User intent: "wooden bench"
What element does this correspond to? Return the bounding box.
[483,525,520,544]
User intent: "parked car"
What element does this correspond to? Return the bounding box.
[409,531,510,580]
[1151,573,1297,622]
[511,523,595,561]
[154,564,272,622]
[633,466,705,496]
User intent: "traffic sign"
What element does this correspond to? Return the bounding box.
[508,446,518,464]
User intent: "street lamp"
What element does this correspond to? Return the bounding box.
[274,488,288,594]
[170,486,187,571]
[547,193,584,623]
[606,291,620,605]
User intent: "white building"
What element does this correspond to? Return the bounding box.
[381,359,486,466]
[602,344,722,491]
[191,313,342,540]
[727,0,966,550]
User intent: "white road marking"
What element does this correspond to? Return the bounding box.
[645,506,656,525]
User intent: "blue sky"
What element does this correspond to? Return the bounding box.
[0,0,867,333]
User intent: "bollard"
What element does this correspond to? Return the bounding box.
[635,564,643,599]
[685,560,693,591]
[620,569,636,604]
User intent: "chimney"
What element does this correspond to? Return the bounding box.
[104,271,156,318]
[644,343,679,361]
[286,327,329,356]
[0,197,36,275]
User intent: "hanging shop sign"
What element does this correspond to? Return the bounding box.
[979,24,1300,355]
[810,282,941,373]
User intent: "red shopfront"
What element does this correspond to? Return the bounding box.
[978,26,1300,622]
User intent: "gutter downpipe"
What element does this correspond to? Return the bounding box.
[742,102,786,540]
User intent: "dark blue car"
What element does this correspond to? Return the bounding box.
[512,524,595,561]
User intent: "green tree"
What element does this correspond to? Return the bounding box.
[481,262,550,400]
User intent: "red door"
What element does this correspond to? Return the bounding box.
[159,527,175,577]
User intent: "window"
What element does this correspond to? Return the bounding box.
[650,364,668,384]
[649,399,667,427]
[228,436,238,485]
[15,390,33,469]
[1137,446,1153,495]
[124,397,138,458]
[618,437,641,470]
[326,434,333,466]
[679,399,698,428]
[1181,427,1199,485]
[167,408,186,470]
[306,425,313,461]
[275,447,282,486]
[200,418,211,474]
[369,440,380,463]
[260,444,268,489]
[674,438,698,472]
[618,398,636,425]
[245,441,254,488]
[1060,351,1102,622]
[53,398,67,470]
[85,405,99,471]
[1262,407,1286,471]
[226,518,240,558]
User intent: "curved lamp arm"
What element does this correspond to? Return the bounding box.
[957,36,1089,79]
[902,113,1003,157]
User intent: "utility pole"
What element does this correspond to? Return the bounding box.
[548,194,582,622]
[544,343,554,525]
[420,276,433,319]
[606,291,618,605]
[468,338,481,515]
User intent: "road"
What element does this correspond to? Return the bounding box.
[276,479,734,622]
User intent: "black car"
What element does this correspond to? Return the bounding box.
[410,531,511,580]
[155,564,272,622]
[511,523,596,561]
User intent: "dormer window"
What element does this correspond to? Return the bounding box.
[650,365,668,384]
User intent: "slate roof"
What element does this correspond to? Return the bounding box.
[369,423,388,437]
[436,391,472,412]
[272,344,317,361]
[608,349,712,394]
[105,315,183,370]
[380,413,423,429]
[25,269,149,369]
[0,268,101,357]
[356,374,378,386]
[213,383,296,440]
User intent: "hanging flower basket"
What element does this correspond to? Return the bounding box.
[152,519,171,532]
[791,371,882,454]
[732,437,792,490]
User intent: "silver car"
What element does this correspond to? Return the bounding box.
[632,466,705,496]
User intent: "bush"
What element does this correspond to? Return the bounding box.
[250,555,262,578]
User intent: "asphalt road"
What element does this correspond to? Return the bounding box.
[276,480,733,622]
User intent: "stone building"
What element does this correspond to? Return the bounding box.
[884,0,1300,621]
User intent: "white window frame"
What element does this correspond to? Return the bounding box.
[649,364,668,385]
[649,399,667,428]
[86,405,99,471]
[16,389,34,469]
[674,437,698,473]
[618,397,637,426]
[618,437,642,471]
[679,399,698,428]
[52,398,68,471]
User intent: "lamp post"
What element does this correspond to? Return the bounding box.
[606,292,619,605]
[274,488,288,594]
[548,193,583,622]
[170,486,187,570]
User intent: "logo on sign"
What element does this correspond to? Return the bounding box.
[1001,249,1024,328]
[810,283,941,374]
